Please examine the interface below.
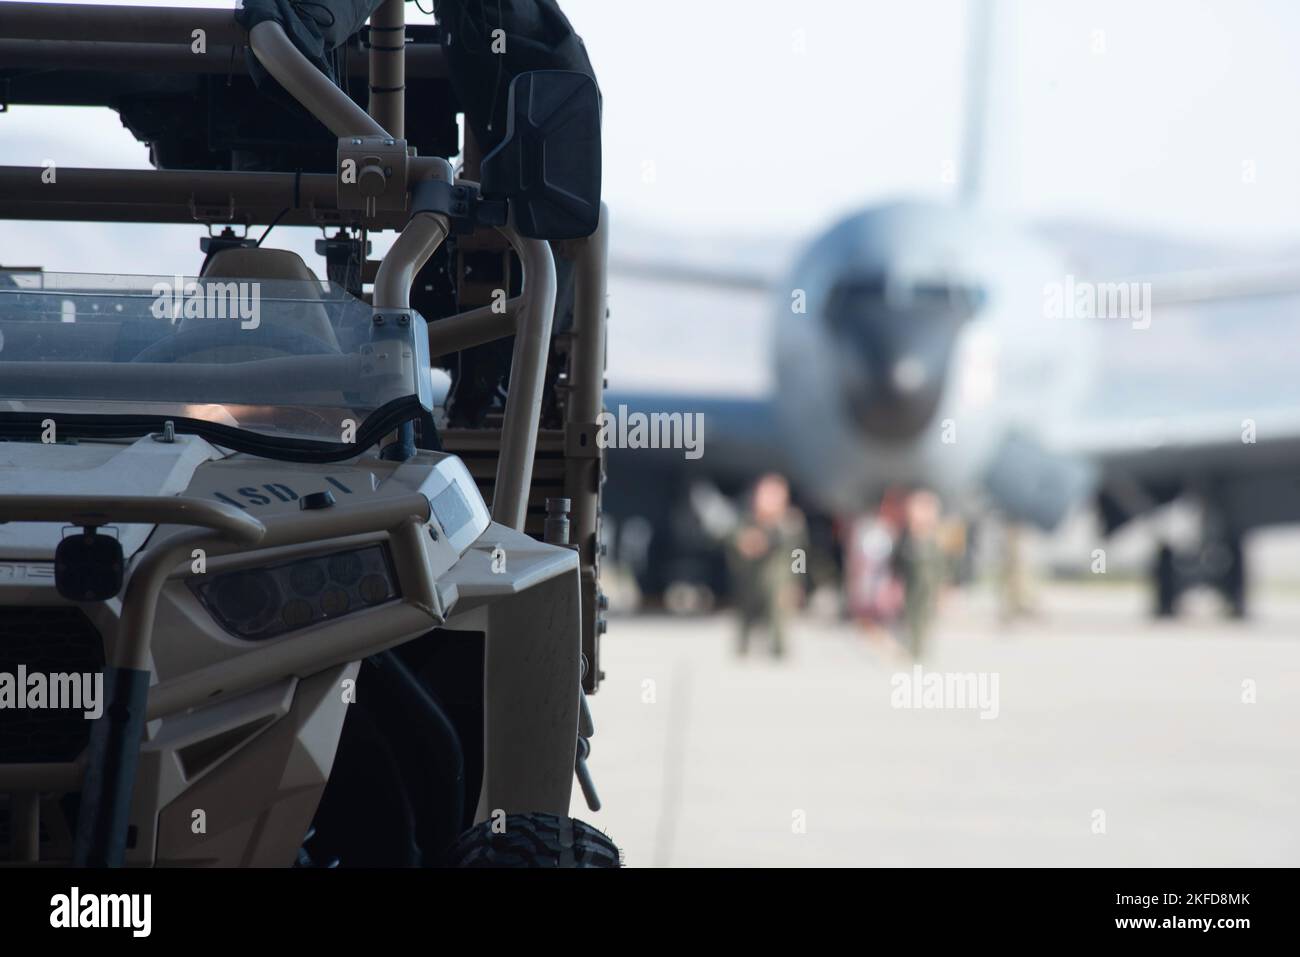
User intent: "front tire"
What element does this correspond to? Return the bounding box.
[446,813,620,868]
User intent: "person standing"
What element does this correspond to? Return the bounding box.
[728,474,804,658]
[891,490,946,659]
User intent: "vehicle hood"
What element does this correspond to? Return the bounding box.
[0,435,224,560]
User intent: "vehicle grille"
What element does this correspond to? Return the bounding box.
[0,606,106,763]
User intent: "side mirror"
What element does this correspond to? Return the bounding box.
[55,527,124,602]
[480,71,602,240]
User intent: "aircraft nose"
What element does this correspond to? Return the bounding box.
[824,277,973,443]
[843,345,947,441]
[890,356,928,394]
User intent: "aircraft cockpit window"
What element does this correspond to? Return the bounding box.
[827,277,986,327]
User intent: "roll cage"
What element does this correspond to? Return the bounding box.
[0,0,609,865]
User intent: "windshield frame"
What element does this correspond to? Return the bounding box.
[0,397,429,463]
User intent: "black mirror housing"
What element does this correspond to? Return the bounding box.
[55,529,125,602]
[480,70,602,240]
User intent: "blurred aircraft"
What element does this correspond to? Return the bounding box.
[603,0,1300,617]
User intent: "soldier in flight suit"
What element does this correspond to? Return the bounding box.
[728,473,804,658]
[891,489,947,659]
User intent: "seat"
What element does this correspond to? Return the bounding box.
[196,247,340,352]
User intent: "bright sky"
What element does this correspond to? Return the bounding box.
[3,0,1300,270]
[565,0,1300,244]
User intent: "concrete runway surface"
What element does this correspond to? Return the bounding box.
[572,582,1300,866]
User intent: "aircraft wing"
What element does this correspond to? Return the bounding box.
[1053,272,1300,533]
[1106,264,1300,308]
[609,258,774,293]
[602,391,783,485]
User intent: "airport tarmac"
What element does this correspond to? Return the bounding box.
[573,581,1300,867]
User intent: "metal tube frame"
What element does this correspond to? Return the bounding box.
[490,228,559,531]
[425,297,522,356]
[0,38,446,78]
[372,156,453,461]
[0,1,246,44]
[566,204,611,692]
[0,166,376,228]
[368,0,407,138]
[248,21,388,139]
[373,210,451,310]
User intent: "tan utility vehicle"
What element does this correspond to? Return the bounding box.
[0,0,614,866]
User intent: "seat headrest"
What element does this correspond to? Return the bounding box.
[195,247,338,351]
[201,247,320,283]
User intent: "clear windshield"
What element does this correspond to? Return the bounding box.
[0,270,430,452]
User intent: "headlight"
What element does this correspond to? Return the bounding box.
[192,545,398,641]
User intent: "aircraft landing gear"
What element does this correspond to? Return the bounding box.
[1151,533,1247,619]
[1154,543,1178,618]
[1221,536,1247,619]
